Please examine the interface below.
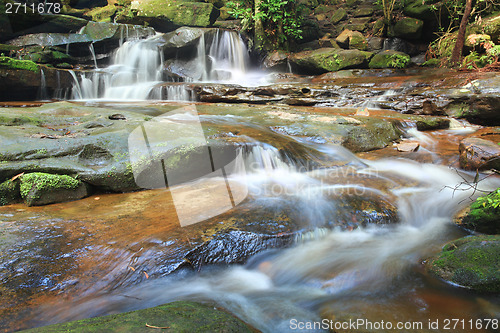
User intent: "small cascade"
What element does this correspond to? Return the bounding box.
[72,35,163,100]
[37,68,49,101]
[71,29,259,101]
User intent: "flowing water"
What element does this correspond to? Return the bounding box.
[1,109,499,331]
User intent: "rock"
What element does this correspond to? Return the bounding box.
[343,119,401,152]
[455,189,500,234]
[404,0,437,21]
[368,50,411,69]
[85,4,117,22]
[415,117,450,131]
[391,17,424,40]
[133,0,219,28]
[397,141,420,152]
[331,8,348,24]
[0,179,20,206]
[300,19,321,44]
[349,31,368,51]
[366,36,383,52]
[344,17,370,32]
[449,95,500,126]
[459,137,500,171]
[22,301,254,332]
[263,50,289,71]
[20,172,89,206]
[289,48,373,74]
[0,59,74,101]
[336,29,354,48]
[426,235,500,293]
[383,38,420,56]
[159,26,206,57]
[353,6,374,18]
[318,38,340,49]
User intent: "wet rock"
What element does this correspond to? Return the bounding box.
[109,113,126,120]
[343,119,402,152]
[23,301,254,333]
[459,137,500,171]
[289,48,373,74]
[390,17,424,40]
[455,189,500,235]
[426,235,500,293]
[85,4,117,22]
[263,50,289,71]
[415,117,450,131]
[344,17,370,32]
[353,6,374,18]
[368,50,411,69]
[404,0,437,22]
[366,36,384,52]
[397,141,420,152]
[159,27,206,57]
[383,37,420,56]
[454,95,500,126]
[20,172,89,206]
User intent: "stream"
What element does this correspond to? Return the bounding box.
[1,29,500,333]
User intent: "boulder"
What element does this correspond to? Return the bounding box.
[331,8,347,24]
[391,17,424,40]
[159,26,206,57]
[20,172,89,206]
[349,31,368,50]
[404,0,438,21]
[344,17,370,32]
[22,301,253,332]
[263,50,289,71]
[289,48,373,74]
[133,0,219,28]
[449,95,500,126]
[455,189,500,235]
[426,235,500,293]
[459,137,500,171]
[368,50,410,69]
[353,6,374,18]
[85,4,117,22]
[415,117,450,131]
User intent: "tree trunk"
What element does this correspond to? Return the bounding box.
[254,0,265,50]
[450,0,473,67]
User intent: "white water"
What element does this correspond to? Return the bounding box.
[71,29,261,101]
[37,145,500,332]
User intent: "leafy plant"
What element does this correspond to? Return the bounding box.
[476,188,500,209]
[389,53,410,68]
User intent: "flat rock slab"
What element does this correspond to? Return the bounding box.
[397,141,420,152]
[459,137,500,170]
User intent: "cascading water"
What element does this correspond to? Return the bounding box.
[29,141,500,332]
[71,29,257,101]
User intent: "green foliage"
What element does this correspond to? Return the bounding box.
[389,53,410,68]
[20,173,80,200]
[227,0,303,50]
[475,188,500,209]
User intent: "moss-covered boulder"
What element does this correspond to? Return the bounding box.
[20,172,89,206]
[415,117,450,131]
[331,8,347,24]
[86,4,118,22]
[133,0,219,28]
[456,189,500,235]
[426,235,500,293]
[22,301,254,332]
[459,137,500,171]
[368,50,410,69]
[289,48,373,74]
[403,0,438,21]
[348,31,368,51]
[0,179,20,206]
[391,17,424,40]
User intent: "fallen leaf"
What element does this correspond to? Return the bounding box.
[143,271,149,279]
[94,197,100,201]
[128,266,136,272]
[11,172,25,181]
[145,323,170,329]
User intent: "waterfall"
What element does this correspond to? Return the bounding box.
[37,68,49,101]
[71,29,257,101]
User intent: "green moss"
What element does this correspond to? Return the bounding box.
[0,180,20,206]
[459,188,500,234]
[0,115,43,126]
[369,50,410,69]
[415,117,450,131]
[23,301,253,332]
[422,58,441,67]
[0,56,39,72]
[20,173,80,201]
[428,235,500,292]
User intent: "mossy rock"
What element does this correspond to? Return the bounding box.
[457,189,500,235]
[290,48,373,74]
[22,301,254,332]
[415,117,450,131]
[134,0,219,27]
[403,0,437,21]
[0,179,20,206]
[391,17,424,40]
[368,50,410,69]
[20,172,89,206]
[331,8,347,24]
[349,31,368,51]
[86,4,117,23]
[0,56,39,72]
[426,235,500,292]
[422,58,441,67]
